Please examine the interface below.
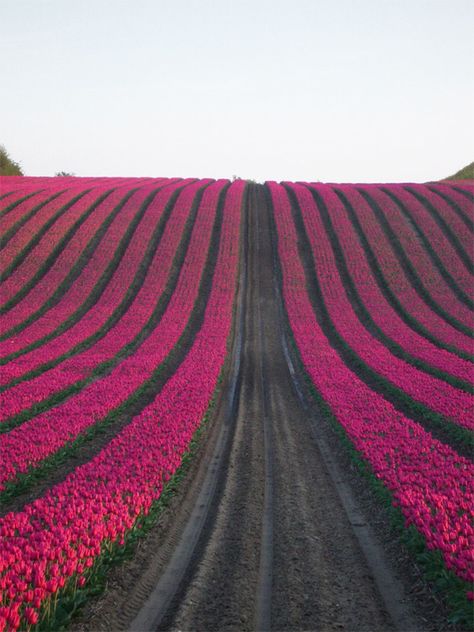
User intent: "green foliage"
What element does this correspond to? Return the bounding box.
[444,161,474,180]
[0,144,23,175]
[55,171,75,176]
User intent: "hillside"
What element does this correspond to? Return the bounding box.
[0,176,472,631]
[444,161,474,181]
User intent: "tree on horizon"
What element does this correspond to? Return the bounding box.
[0,145,23,176]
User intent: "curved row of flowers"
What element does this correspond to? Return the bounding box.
[1,180,121,263]
[0,178,143,236]
[361,185,472,330]
[0,178,152,299]
[268,181,473,591]
[336,185,473,355]
[0,184,147,341]
[1,186,116,303]
[427,184,474,230]
[0,180,205,426]
[407,184,473,257]
[0,180,185,380]
[379,185,472,317]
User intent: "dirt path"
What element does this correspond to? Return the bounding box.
[73,183,429,632]
[126,184,419,631]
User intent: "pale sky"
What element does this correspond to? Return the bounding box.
[1,0,473,182]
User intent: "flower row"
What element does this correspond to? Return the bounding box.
[0,180,204,420]
[0,184,149,342]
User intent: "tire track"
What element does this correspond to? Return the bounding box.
[129,182,267,632]
[253,185,274,632]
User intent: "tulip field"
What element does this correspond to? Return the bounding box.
[0,175,473,630]
[0,176,245,630]
[269,182,473,589]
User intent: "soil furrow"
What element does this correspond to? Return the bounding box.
[356,188,472,337]
[334,187,473,361]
